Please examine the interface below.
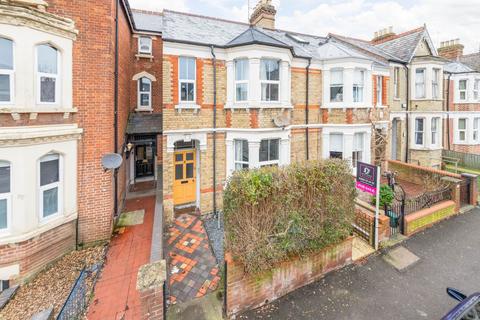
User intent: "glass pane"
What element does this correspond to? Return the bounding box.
[459,80,467,90]
[175,154,183,162]
[140,78,151,92]
[43,187,58,217]
[187,83,195,101]
[0,199,6,229]
[40,159,59,186]
[261,83,279,101]
[0,75,10,102]
[460,131,466,141]
[181,82,195,101]
[186,163,194,178]
[269,139,279,160]
[235,59,248,80]
[416,133,423,145]
[415,119,424,131]
[259,140,268,162]
[330,86,343,102]
[187,58,195,80]
[260,59,279,81]
[40,77,56,103]
[175,164,183,180]
[242,140,248,162]
[139,37,151,52]
[140,93,150,106]
[0,164,10,193]
[0,38,13,70]
[37,45,57,74]
[186,152,193,161]
[459,119,466,130]
[330,151,343,159]
[236,83,248,101]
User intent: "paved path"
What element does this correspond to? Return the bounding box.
[86,196,155,320]
[242,208,480,320]
[166,214,220,305]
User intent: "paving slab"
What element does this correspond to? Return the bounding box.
[383,246,420,272]
[117,209,145,227]
[167,292,223,320]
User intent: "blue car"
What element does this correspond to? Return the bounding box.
[443,288,480,320]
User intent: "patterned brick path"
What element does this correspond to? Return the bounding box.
[166,214,220,305]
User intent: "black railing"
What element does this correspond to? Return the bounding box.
[400,188,452,216]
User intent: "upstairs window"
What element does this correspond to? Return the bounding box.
[432,68,440,99]
[431,117,440,145]
[352,133,364,168]
[415,118,424,145]
[330,69,343,102]
[138,77,152,109]
[235,59,249,102]
[260,59,279,102]
[259,139,279,166]
[394,67,400,99]
[458,118,467,142]
[415,69,426,99]
[0,38,13,104]
[0,161,10,231]
[474,118,480,143]
[376,76,383,106]
[138,37,152,55]
[329,133,343,159]
[37,44,59,104]
[179,57,196,102]
[39,154,61,219]
[474,79,479,101]
[353,70,364,103]
[234,139,249,170]
[459,79,467,101]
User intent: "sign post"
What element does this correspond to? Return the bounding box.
[356,162,380,250]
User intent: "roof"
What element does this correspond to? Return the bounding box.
[126,113,162,134]
[444,61,474,73]
[460,52,480,72]
[227,27,289,48]
[131,10,163,32]
[374,27,426,62]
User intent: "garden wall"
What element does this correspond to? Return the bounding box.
[225,237,353,317]
[387,160,462,186]
[404,200,456,236]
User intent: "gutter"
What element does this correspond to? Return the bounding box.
[113,0,119,217]
[305,58,311,160]
[210,45,217,215]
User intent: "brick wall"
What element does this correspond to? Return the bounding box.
[225,237,353,317]
[388,159,462,185]
[404,200,456,236]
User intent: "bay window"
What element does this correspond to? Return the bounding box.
[37,44,59,104]
[0,161,10,231]
[259,139,279,166]
[138,77,152,109]
[39,154,62,219]
[330,69,343,102]
[179,57,196,102]
[376,76,383,106]
[458,118,467,142]
[138,37,152,55]
[474,118,480,143]
[432,68,440,99]
[0,38,13,104]
[353,70,364,103]
[235,59,249,102]
[394,67,400,99]
[234,139,249,170]
[329,133,343,159]
[260,59,279,102]
[459,80,467,101]
[431,117,440,145]
[415,69,426,99]
[352,133,364,168]
[415,118,424,146]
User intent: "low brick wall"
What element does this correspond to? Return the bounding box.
[354,205,390,244]
[226,237,353,317]
[136,260,166,320]
[387,160,462,186]
[404,200,456,236]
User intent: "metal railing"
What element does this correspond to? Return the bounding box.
[398,188,452,216]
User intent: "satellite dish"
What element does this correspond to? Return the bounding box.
[272,115,290,128]
[101,153,123,170]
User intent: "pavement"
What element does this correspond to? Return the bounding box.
[241,208,480,320]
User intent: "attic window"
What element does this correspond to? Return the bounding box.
[138,37,152,55]
[286,33,309,44]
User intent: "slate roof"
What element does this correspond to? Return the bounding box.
[444,61,474,74]
[131,10,163,32]
[126,113,162,134]
[460,53,480,72]
[374,27,426,62]
[226,27,289,48]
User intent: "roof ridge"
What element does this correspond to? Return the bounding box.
[163,9,250,26]
[329,33,401,61]
[461,52,480,58]
[372,26,425,45]
[130,8,163,16]
[328,33,369,43]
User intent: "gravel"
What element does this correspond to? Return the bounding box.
[0,246,106,320]
[203,212,224,265]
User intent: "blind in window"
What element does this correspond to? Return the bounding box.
[353,133,364,151]
[329,134,343,152]
[331,70,343,85]
[354,70,364,85]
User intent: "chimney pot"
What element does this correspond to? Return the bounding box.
[249,0,277,29]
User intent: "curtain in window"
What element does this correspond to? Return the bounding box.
[260,59,279,81]
[235,59,249,101]
[353,70,364,102]
[330,69,343,102]
[234,140,249,170]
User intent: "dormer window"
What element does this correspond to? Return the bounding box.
[330,69,343,102]
[37,44,59,104]
[459,80,467,100]
[138,37,152,55]
[353,70,364,103]
[0,38,13,104]
[235,59,249,102]
[415,68,426,99]
[260,59,279,102]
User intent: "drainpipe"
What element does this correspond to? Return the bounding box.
[305,58,311,160]
[446,73,452,150]
[113,0,119,217]
[404,64,409,163]
[210,45,217,215]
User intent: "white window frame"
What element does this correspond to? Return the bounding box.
[36,44,60,105]
[415,68,426,99]
[432,68,440,100]
[431,117,440,146]
[330,69,344,103]
[233,139,249,170]
[376,75,383,106]
[137,77,152,109]
[178,56,196,103]
[352,133,364,168]
[0,37,14,105]
[235,59,249,102]
[138,36,152,55]
[329,133,344,159]
[353,69,364,103]
[259,138,280,166]
[260,59,280,102]
[414,117,425,146]
[459,79,468,101]
[458,118,467,142]
[38,154,63,221]
[474,118,480,143]
[393,67,400,99]
[0,161,11,233]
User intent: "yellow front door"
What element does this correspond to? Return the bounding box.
[173,149,196,205]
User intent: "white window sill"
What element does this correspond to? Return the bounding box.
[0,107,78,120]
[322,105,373,109]
[225,103,293,110]
[135,107,153,112]
[135,53,154,60]
[410,145,443,151]
[175,104,201,113]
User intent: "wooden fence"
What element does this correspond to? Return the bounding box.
[443,150,480,170]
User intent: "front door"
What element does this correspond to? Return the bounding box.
[135,143,155,178]
[173,149,196,205]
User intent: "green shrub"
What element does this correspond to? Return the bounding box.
[223,159,356,274]
[370,184,395,208]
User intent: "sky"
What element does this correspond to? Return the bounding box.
[128,0,480,54]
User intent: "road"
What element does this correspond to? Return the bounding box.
[241,208,480,320]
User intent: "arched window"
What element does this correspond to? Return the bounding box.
[37,44,59,104]
[138,77,152,109]
[0,37,14,104]
[0,161,11,231]
[39,154,62,219]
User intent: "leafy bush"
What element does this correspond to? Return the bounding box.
[223,159,357,274]
[370,184,394,207]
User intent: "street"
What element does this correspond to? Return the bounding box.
[242,208,480,320]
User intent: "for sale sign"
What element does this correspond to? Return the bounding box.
[356,162,378,195]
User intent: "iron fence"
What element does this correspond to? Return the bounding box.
[352,210,374,246]
[56,264,102,320]
[399,188,452,216]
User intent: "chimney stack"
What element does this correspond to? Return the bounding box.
[438,39,464,61]
[371,26,396,43]
[249,0,277,29]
